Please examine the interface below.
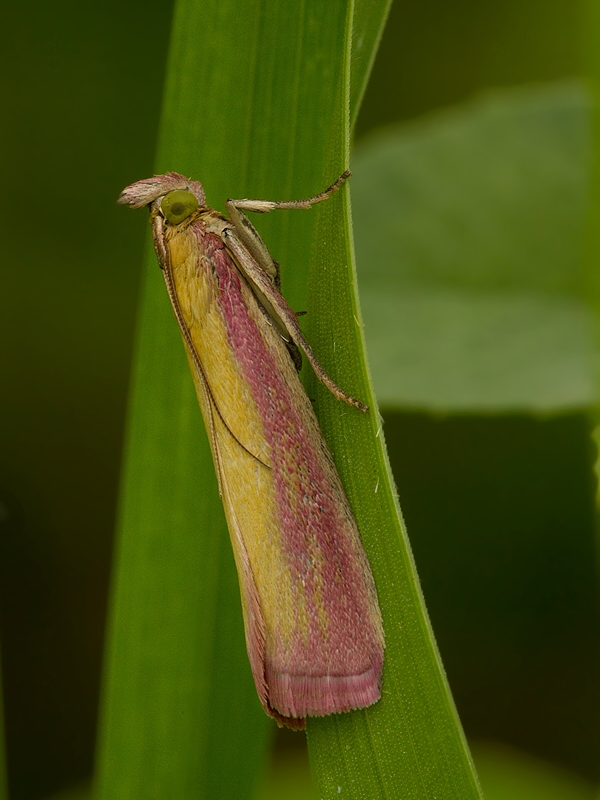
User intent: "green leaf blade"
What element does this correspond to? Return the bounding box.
[305,4,482,800]
[96,1,483,798]
[352,81,593,413]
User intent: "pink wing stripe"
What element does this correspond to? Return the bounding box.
[200,230,382,719]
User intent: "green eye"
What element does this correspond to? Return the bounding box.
[161,190,199,224]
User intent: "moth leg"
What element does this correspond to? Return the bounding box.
[285,339,303,373]
[223,171,366,411]
[225,171,351,285]
[224,203,279,284]
[227,170,350,215]
[223,226,368,413]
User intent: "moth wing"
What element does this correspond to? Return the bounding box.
[223,228,308,350]
[166,218,383,728]
[181,334,306,728]
[223,230,368,411]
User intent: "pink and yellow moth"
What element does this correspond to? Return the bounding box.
[118,171,384,729]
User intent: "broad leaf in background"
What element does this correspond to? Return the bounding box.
[352,81,593,413]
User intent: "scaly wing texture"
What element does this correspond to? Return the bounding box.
[165,216,384,725]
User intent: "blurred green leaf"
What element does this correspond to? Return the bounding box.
[583,0,600,401]
[471,741,596,800]
[46,782,92,800]
[255,749,317,800]
[352,81,594,412]
[0,660,7,800]
[349,0,393,130]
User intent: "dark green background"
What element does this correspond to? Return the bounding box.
[1,1,597,798]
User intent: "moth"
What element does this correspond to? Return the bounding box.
[119,171,384,729]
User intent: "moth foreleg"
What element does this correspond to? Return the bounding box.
[227,171,350,215]
[223,225,368,413]
[225,171,351,285]
[224,202,280,284]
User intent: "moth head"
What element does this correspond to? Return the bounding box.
[161,190,199,224]
[118,173,205,209]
